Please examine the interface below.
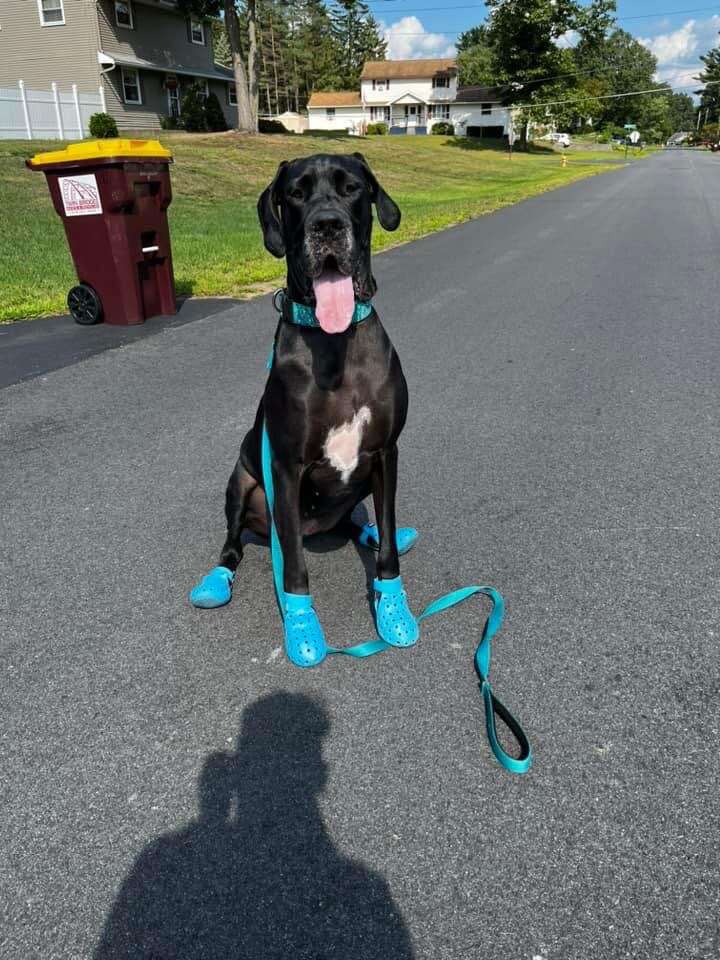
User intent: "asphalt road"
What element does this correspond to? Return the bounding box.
[2,149,719,960]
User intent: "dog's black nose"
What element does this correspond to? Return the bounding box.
[311,213,345,235]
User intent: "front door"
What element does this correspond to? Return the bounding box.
[167,76,180,118]
[406,104,417,127]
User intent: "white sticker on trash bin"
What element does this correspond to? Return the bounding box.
[59,173,103,217]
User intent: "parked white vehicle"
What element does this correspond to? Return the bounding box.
[538,131,571,147]
[550,132,571,147]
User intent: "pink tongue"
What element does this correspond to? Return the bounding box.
[313,269,354,334]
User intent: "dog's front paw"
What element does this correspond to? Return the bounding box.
[374,576,419,648]
[283,593,328,668]
[189,566,234,608]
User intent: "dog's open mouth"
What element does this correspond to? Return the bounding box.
[312,255,355,335]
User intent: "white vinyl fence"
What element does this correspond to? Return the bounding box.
[0,82,106,140]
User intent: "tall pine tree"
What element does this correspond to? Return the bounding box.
[329,0,386,89]
[696,39,720,126]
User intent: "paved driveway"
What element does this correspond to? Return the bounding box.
[2,149,718,959]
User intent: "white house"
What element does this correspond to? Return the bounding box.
[307,59,513,138]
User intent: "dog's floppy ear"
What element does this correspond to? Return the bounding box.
[353,152,401,232]
[257,161,288,258]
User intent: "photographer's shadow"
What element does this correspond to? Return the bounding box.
[95,692,414,959]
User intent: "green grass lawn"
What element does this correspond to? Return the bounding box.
[0,131,629,322]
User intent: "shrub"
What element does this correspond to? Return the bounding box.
[366,122,388,135]
[259,118,286,134]
[302,128,349,137]
[431,121,454,135]
[88,113,118,138]
[205,91,228,132]
[180,82,208,132]
[160,114,181,130]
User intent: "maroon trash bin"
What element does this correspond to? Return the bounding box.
[27,139,176,326]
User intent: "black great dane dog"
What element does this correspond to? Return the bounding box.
[190,153,420,667]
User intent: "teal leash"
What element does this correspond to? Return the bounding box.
[261,421,532,775]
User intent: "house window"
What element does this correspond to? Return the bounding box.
[190,18,205,44]
[370,106,390,122]
[38,0,64,26]
[326,108,335,119]
[372,79,387,91]
[114,0,133,29]
[431,104,449,119]
[481,103,492,115]
[228,83,237,106]
[121,67,142,105]
[432,76,450,88]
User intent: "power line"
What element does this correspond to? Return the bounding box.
[368,3,720,30]
[510,77,719,110]
[368,0,720,18]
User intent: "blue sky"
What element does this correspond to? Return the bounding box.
[369,1,720,92]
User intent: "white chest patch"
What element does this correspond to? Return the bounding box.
[323,406,372,483]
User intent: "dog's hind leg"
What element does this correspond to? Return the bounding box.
[189,461,259,609]
[219,461,259,573]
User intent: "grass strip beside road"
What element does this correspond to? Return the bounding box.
[0,132,626,322]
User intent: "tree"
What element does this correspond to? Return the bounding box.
[485,0,616,144]
[456,25,494,87]
[696,41,720,126]
[291,0,344,103]
[456,24,490,53]
[329,0,386,88]
[457,43,495,86]
[574,28,657,129]
[226,0,258,131]
[667,92,695,132]
[177,0,256,132]
[211,16,232,68]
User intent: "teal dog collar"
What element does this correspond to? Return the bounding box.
[273,289,373,328]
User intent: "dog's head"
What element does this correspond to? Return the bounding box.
[258,152,400,334]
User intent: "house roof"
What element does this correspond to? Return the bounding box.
[454,85,507,104]
[103,51,233,82]
[361,59,457,80]
[307,91,362,107]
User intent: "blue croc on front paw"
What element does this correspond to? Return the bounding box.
[374,576,419,648]
[358,523,418,556]
[283,593,328,668]
[189,566,234,608]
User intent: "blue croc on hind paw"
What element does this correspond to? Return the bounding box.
[374,576,419,648]
[284,593,328,668]
[358,523,418,556]
[189,566,234,608]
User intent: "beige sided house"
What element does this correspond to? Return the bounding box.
[0,0,237,131]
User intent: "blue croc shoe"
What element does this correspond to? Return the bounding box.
[189,566,234,608]
[358,523,418,556]
[283,593,328,668]
[374,576,419,648]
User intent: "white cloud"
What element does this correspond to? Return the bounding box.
[638,16,720,90]
[639,20,697,66]
[380,16,456,60]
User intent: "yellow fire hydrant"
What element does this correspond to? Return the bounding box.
[561,154,568,167]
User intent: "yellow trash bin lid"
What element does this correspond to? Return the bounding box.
[27,138,172,168]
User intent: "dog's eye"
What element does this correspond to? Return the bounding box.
[345,182,360,194]
[288,187,304,201]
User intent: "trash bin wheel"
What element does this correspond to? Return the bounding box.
[68,284,103,325]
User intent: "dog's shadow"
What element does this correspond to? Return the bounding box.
[244,502,378,615]
[94,692,415,959]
